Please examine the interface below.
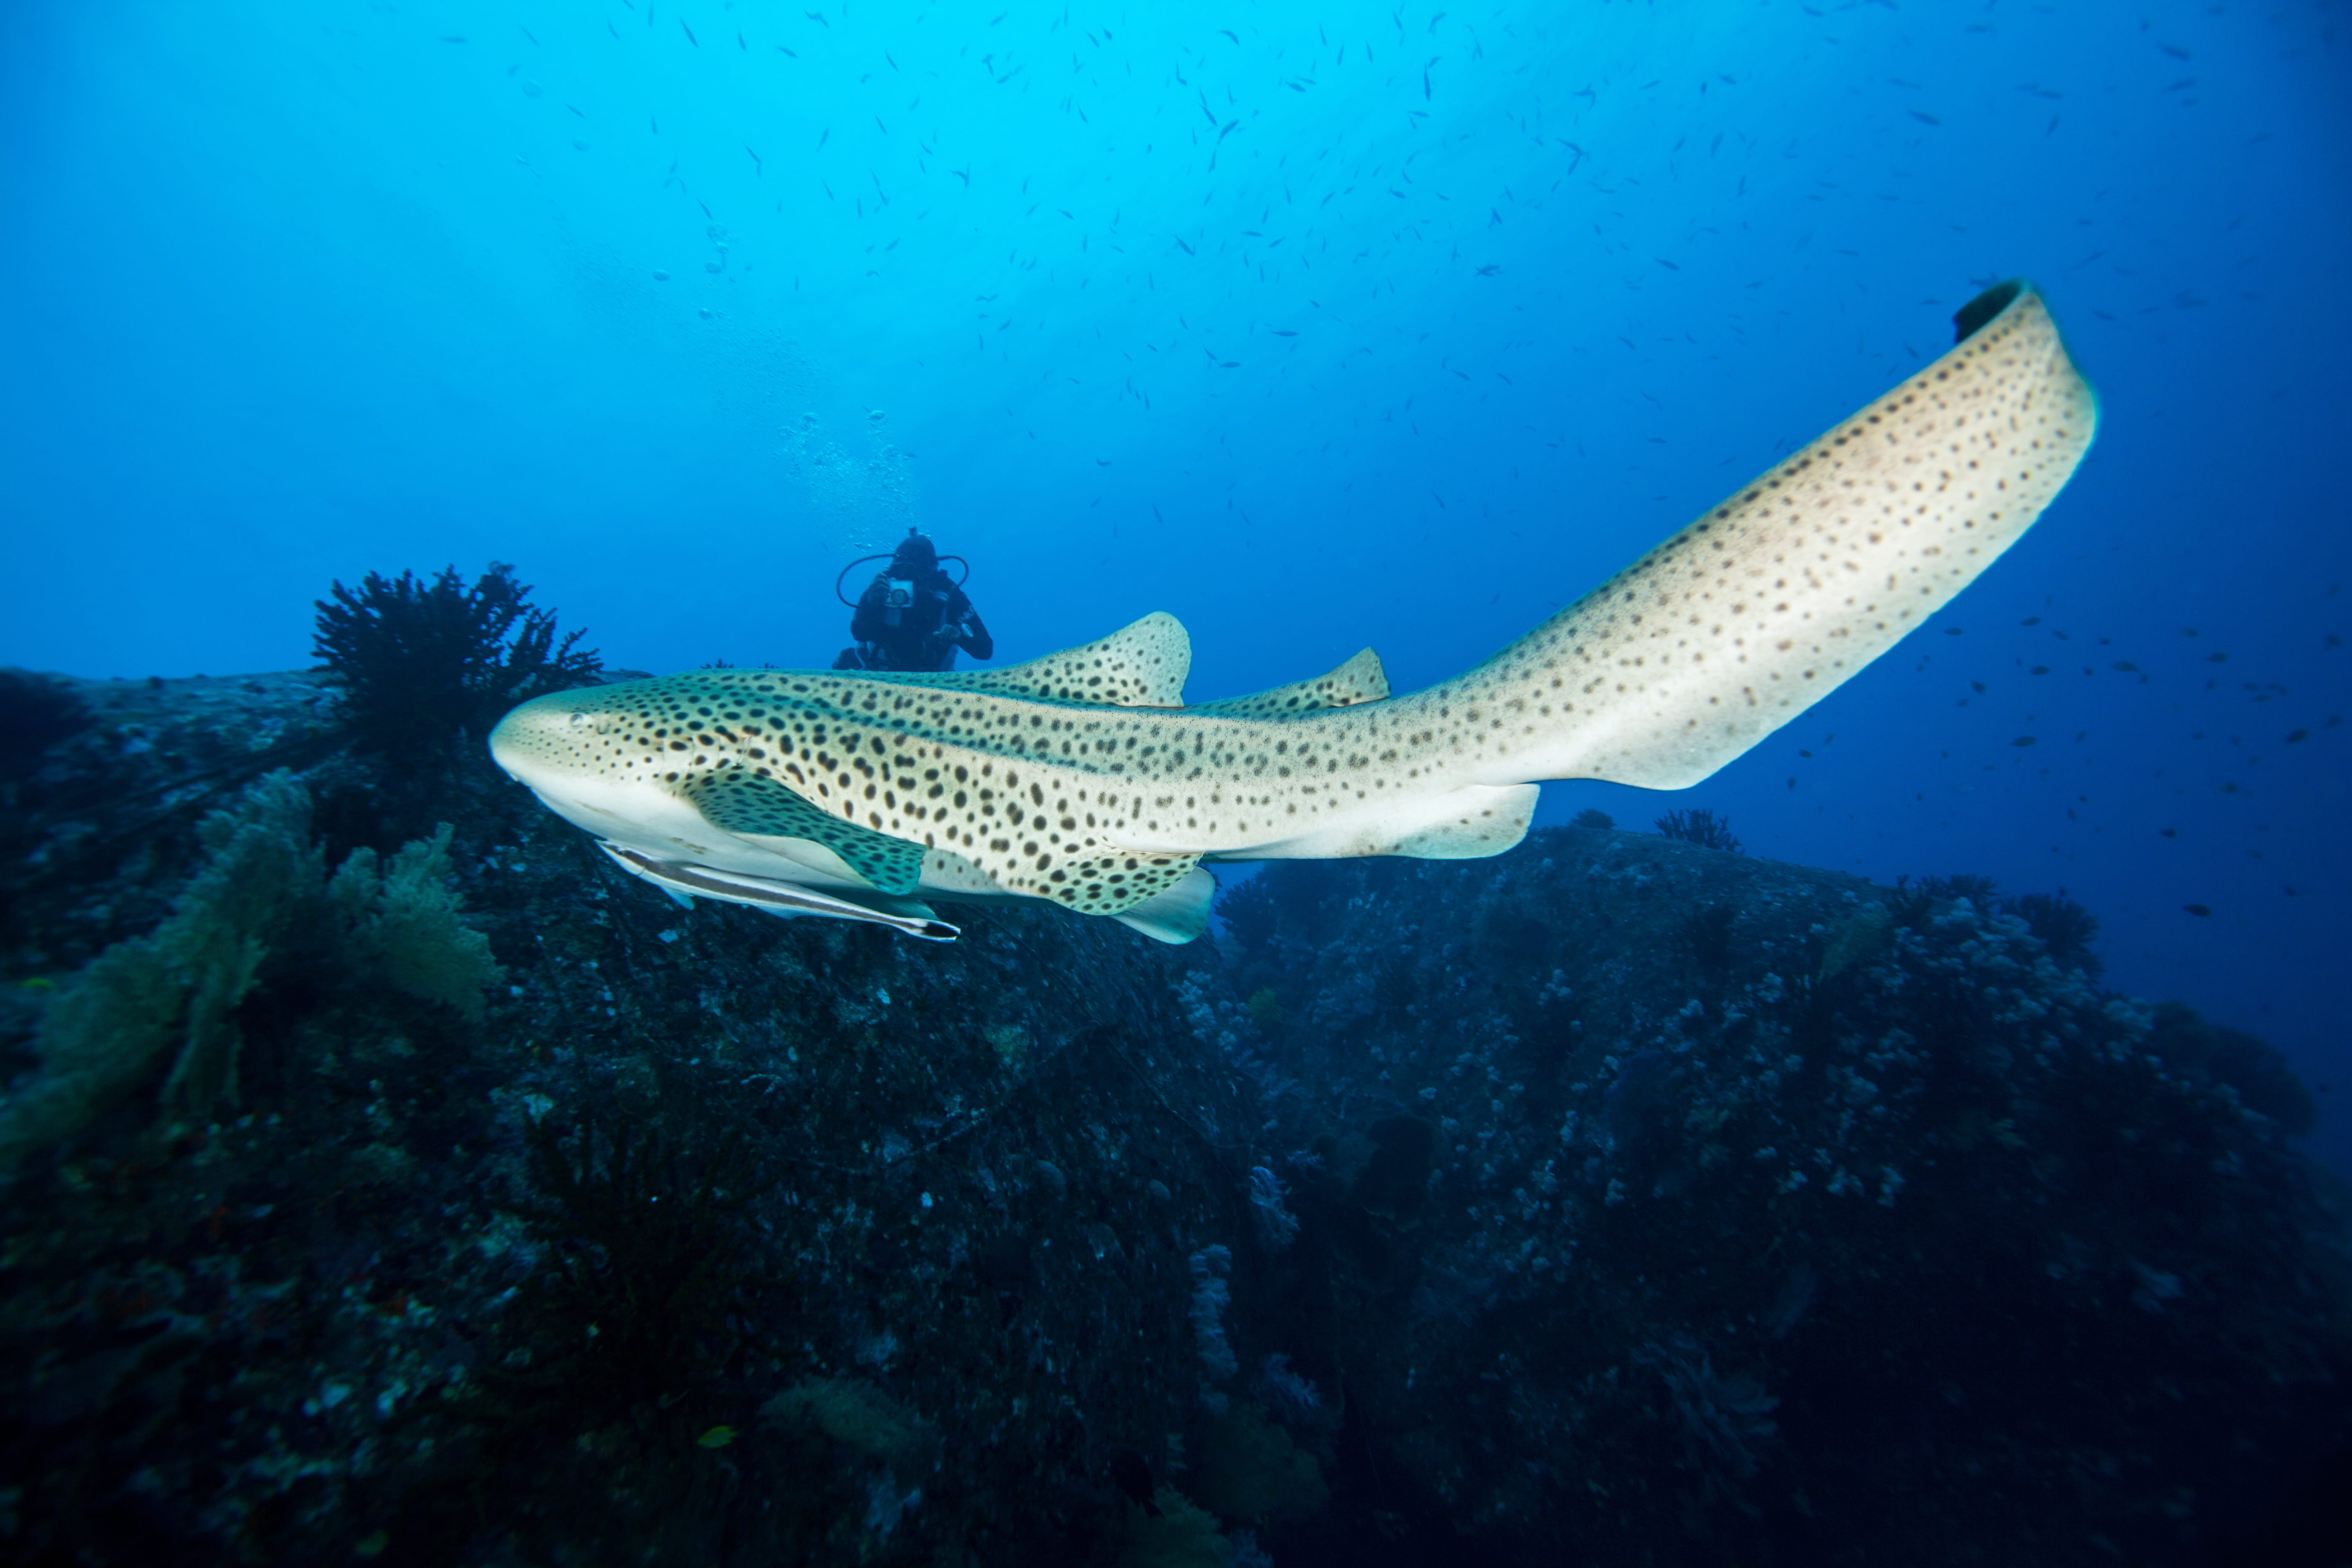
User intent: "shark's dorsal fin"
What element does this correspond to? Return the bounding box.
[681,769,926,895]
[850,612,1191,707]
[1191,648,1391,719]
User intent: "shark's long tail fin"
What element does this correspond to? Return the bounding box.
[1451,281,2098,790]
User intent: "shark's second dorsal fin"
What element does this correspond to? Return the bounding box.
[851,612,1192,708]
[1190,648,1390,719]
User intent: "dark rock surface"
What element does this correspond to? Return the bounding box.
[0,669,2344,1567]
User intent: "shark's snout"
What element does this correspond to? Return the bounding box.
[487,690,616,787]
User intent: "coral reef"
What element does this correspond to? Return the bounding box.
[2146,999,2319,1135]
[1214,874,1279,953]
[0,771,498,1171]
[1203,833,2347,1565]
[1191,1401,1329,1526]
[1116,1488,1232,1568]
[0,669,2341,1568]
[1247,1165,1300,1252]
[327,823,503,1020]
[1189,1245,1240,1385]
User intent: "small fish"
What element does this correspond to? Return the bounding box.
[2182,904,2213,918]
[697,1425,737,1449]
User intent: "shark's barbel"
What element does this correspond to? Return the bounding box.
[491,282,2097,945]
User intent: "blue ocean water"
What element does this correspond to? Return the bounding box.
[4,1,2346,1166]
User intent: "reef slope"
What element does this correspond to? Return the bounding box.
[0,669,2342,1568]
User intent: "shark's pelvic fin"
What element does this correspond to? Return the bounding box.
[1110,866,1217,944]
[847,611,1192,708]
[1190,647,1391,718]
[1220,782,1540,863]
[681,768,926,895]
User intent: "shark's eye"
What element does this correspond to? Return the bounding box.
[567,713,591,730]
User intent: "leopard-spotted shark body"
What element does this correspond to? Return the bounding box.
[489,281,2096,945]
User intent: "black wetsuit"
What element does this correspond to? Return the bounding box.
[835,570,994,672]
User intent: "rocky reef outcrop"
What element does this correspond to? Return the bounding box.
[0,667,2344,1568]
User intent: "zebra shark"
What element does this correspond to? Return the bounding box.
[490,281,2096,945]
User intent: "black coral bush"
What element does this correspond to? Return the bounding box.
[314,562,600,766]
[1654,806,1743,854]
[0,670,93,779]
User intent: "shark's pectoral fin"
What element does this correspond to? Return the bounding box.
[847,612,1193,708]
[680,769,925,895]
[598,844,959,940]
[1112,866,1217,944]
[1190,647,1391,718]
[1217,784,1539,863]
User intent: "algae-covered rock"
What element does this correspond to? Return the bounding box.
[1116,1488,1233,1568]
[1191,1401,1328,1526]
[763,1375,936,1472]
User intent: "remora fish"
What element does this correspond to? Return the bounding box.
[491,281,2096,946]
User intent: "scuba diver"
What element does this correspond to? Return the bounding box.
[832,529,995,672]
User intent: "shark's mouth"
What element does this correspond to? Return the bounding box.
[598,843,960,942]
